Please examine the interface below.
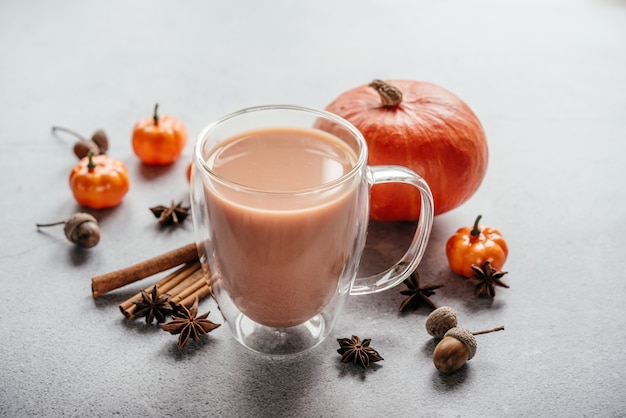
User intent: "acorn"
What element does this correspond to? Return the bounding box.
[90,129,109,154]
[52,126,109,159]
[432,326,504,373]
[425,306,458,338]
[73,139,100,160]
[36,213,100,248]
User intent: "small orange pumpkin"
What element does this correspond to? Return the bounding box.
[69,152,130,209]
[132,103,187,165]
[446,215,508,278]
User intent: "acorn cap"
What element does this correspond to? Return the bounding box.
[64,213,100,248]
[425,306,458,338]
[444,327,477,360]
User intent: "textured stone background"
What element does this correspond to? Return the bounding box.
[1,0,625,416]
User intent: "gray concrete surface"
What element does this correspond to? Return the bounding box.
[1,0,625,416]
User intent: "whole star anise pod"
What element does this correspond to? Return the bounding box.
[337,335,384,368]
[133,285,173,324]
[399,272,444,312]
[150,201,190,226]
[160,297,220,350]
[468,261,509,298]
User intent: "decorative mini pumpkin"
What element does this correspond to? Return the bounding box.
[324,79,488,221]
[446,215,508,279]
[132,103,187,165]
[69,151,130,209]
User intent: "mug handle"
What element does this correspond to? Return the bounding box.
[349,165,434,295]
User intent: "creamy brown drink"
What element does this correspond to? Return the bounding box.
[193,105,433,355]
[204,127,359,327]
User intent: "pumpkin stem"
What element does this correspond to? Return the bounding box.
[153,103,159,126]
[87,150,96,171]
[369,79,403,107]
[470,214,482,237]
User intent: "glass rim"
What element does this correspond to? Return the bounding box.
[194,104,368,196]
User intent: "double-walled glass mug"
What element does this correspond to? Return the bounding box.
[190,105,433,356]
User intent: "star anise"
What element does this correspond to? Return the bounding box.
[150,201,190,225]
[399,272,444,312]
[133,285,173,324]
[160,297,220,350]
[468,261,509,298]
[336,335,384,368]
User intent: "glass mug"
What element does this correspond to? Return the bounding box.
[191,105,433,356]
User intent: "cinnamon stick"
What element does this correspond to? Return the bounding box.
[165,268,205,300]
[119,261,212,320]
[176,282,212,308]
[169,272,210,306]
[118,262,201,316]
[153,262,201,295]
[92,243,198,298]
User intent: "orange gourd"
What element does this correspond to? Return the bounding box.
[324,79,488,221]
[446,215,508,278]
[69,152,130,209]
[132,103,187,165]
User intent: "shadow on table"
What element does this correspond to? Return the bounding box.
[421,337,470,390]
[430,364,470,390]
[135,159,178,181]
[162,331,221,359]
[226,350,321,415]
[335,360,383,380]
[358,219,508,313]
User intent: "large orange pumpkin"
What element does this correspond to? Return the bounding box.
[324,79,488,221]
